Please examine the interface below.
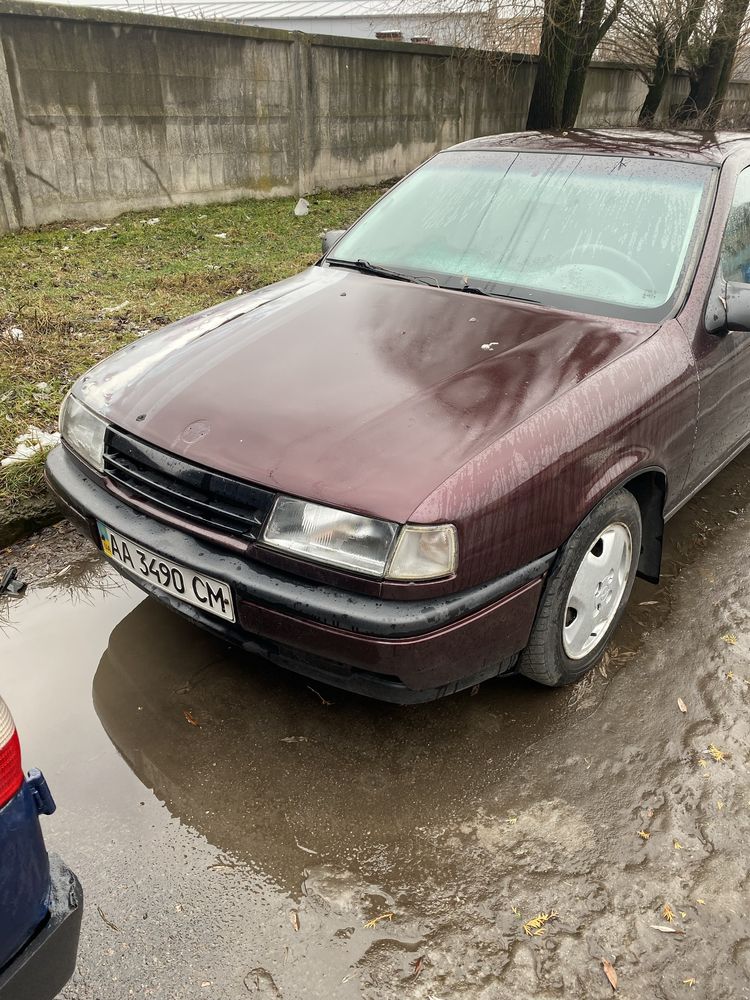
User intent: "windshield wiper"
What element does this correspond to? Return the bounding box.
[326,258,537,302]
[326,258,440,288]
[459,279,539,304]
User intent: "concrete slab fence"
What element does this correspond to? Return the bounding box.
[1,0,749,232]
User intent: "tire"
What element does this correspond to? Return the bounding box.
[518,489,642,687]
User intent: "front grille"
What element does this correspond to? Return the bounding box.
[104,427,275,542]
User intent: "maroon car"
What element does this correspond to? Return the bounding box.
[46,129,750,702]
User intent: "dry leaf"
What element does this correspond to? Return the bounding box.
[522,911,558,937]
[637,829,651,840]
[602,958,618,991]
[683,979,696,987]
[707,744,728,762]
[697,759,708,768]
[677,697,688,713]
[663,904,675,922]
[696,898,705,905]
[183,709,200,727]
[410,956,425,979]
[650,924,685,934]
[511,905,521,918]
[680,911,687,918]
[726,671,735,680]
[363,912,394,929]
[721,633,737,644]
[674,840,683,850]
[717,800,724,810]
[289,909,300,932]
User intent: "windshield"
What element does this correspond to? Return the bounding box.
[327,150,715,321]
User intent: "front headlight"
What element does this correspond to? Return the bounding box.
[59,393,108,472]
[262,497,398,577]
[261,497,457,581]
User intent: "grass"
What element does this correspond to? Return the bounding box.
[0,186,384,511]
[1,449,50,507]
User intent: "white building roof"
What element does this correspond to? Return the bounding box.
[51,0,482,18]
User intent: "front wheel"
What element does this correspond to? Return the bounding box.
[518,489,642,687]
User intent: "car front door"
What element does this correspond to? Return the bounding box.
[682,163,750,498]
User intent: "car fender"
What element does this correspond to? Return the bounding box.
[409,320,698,591]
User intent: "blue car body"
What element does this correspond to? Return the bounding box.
[0,748,82,998]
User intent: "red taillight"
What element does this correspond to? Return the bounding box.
[0,698,23,807]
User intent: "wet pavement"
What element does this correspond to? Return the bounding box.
[3,456,750,999]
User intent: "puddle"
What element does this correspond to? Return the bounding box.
[91,594,577,889]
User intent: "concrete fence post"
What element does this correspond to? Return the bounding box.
[292,33,314,197]
[0,23,32,231]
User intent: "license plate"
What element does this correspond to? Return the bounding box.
[97,522,235,623]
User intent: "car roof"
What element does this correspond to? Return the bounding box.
[448,128,750,165]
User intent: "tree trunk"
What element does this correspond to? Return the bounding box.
[638,44,673,123]
[690,39,731,115]
[526,0,579,130]
[674,74,701,121]
[560,0,624,129]
[677,0,750,122]
[560,55,591,128]
[707,32,743,122]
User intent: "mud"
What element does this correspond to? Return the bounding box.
[1,520,92,587]
[3,454,750,999]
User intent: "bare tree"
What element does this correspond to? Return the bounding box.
[397,0,651,130]
[616,0,708,123]
[561,0,626,126]
[400,0,750,132]
[526,0,624,129]
[676,0,750,122]
[395,0,630,128]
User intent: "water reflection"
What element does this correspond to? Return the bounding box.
[93,598,572,889]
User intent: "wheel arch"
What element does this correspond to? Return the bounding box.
[619,468,667,584]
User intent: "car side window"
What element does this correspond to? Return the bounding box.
[721,168,750,283]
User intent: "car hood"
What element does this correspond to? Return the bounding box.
[76,266,655,523]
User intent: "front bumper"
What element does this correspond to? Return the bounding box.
[0,856,82,1000]
[46,445,552,702]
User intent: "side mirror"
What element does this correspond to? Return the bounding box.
[321,229,346,255]
[725,281,750,332]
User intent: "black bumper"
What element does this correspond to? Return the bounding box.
[45,445,554,638]
[46,444,553,702]
[0,856,82,1000]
